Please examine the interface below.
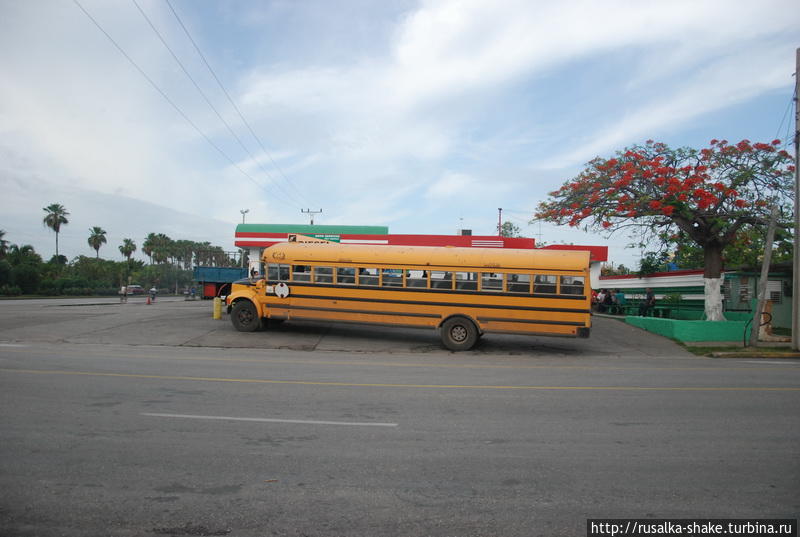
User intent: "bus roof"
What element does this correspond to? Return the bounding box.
[263,242,590,271]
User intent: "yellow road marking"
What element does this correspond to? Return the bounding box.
[1,368,798,391]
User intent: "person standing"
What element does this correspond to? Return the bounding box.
[638,288,656,316]
[614,289,626,314]
[596,289,607,312]
[119,284,127,303]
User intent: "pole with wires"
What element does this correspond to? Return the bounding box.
[302,209,323,226]
[792,48,799,351]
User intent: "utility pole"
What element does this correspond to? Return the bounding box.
[793,48,799,351]
[301,208,323,225]
[750,206,779,347]
[497,208,502,236]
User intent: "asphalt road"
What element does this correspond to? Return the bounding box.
[0,298,798,536]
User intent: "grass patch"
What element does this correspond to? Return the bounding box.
[684,345,798,357]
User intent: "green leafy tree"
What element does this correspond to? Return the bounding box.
[0,259,11,286]
[6,244,43,294]
[500,221,521,238]
[668,222,793,270]
[535,139,794,321]
[601,264,632,276]
[43,203,69,258]
[12,264,41,294]
[87,227,107,258]
[637,251,670,276]
[7,244,43,267]
[0,230,8,259]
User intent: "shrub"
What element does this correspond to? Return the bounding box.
[11,264,41,294]
[0,260,11,287]
[0,285,22,296]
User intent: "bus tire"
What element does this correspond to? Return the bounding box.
[231,300,261,332]
[441,316,478,351]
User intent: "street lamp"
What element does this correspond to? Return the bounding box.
[240,209,250,268]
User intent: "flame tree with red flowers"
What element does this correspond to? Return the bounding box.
[535,139,795,321]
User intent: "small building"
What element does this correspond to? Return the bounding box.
[598,264,792,329]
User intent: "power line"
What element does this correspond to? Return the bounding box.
[131,0,304,209]
[71,0,282,204]
[775,91,794,141]
[164,0,314,208]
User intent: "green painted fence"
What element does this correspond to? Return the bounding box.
[625,316,752,343]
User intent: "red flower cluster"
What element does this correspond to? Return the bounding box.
[534,138,792,230]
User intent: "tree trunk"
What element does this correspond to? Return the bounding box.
[703,244,725,321]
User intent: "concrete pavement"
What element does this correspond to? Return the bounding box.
[0,297,693,357]
[1,297,797,536]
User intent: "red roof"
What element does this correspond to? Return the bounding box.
[540,244,608,262]
[235,232,536,249]
[600,268,705,280]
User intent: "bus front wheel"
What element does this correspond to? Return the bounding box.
[231,301,261,332]
[441,317,478,351]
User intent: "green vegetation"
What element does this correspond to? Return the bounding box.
[0,222,236,297]
[87,226,107,258]
[43,203,69,258]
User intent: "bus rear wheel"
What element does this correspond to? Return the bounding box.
[231,300,261,332]
[441,316,478,351]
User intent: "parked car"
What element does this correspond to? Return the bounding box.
[127,285,144,295]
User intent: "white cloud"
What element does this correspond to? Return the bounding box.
[0,0,797,268]
[544,42,794,168]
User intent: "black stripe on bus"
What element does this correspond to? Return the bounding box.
[282,305,441,319]
[285,317,437,331]
[284,293,591,314]
[476,316,586,327]
[275,281,587,301]
[287,261,586,274]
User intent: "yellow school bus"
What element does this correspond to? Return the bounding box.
[226,242,591,350]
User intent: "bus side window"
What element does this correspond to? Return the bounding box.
[337,267,355,284]
[481,273,503,292]
[560,275,585,295]
[314,266,333,284]
[407,270,427,288]
[381,269,403,287]
[508,274,531,293]
[534,274,557,294]
[431,271,452,290]
[358,267,379,286]
[455,272,478,291]
[292,265,311,282]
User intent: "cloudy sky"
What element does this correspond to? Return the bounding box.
[0,0,797,267]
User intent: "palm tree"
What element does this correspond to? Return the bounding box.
[119,238,137,261]
[0,230,8,259]
[151,233,173,264]
[142,233,157,264]
[87,227,107,258]
[7,244,40,266]
[43,203,69,257]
